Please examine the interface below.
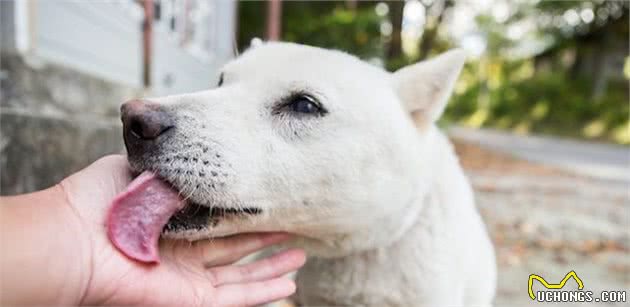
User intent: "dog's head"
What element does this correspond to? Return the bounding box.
[122,42,465,256]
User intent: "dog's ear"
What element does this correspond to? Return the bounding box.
[392,49,467,126]
[249,37,264,48]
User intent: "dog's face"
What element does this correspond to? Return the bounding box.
[123,43,465,256]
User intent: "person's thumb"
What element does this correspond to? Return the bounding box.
[60,155,132,222]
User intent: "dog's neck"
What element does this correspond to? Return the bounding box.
[388,125,448,244]
[297,125,451,257]
[296,127,464,303]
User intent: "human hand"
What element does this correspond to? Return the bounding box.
[1,155,305,306]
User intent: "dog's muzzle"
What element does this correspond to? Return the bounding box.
[120,99,175,158]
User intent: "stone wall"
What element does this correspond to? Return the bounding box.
[0,54,142,195]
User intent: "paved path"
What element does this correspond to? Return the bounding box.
[448,126,630,182]
[471,171,629,306]
[449,137,629,305]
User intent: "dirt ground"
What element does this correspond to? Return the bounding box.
[452,139,630,306]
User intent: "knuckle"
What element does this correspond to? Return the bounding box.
[239,263,257,278]
[94,154,127,167]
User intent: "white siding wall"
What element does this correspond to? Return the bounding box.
[32,0,143,87]
[1,0,235,93]
[150,0,236,96]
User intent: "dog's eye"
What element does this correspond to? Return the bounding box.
[273,93,327,118]
[284,95,326,116]
[291,96,320,114]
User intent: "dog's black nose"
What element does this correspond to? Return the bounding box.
[121,100,174,153]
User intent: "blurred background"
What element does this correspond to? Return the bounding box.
[1,0,628,305]
[240,0,629,145]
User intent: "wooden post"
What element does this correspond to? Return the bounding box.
[265,0,282,41]
[142,0,153,87]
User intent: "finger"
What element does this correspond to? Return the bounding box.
[64,155,133,200]
[91,154,134,190]
[214,277,296,307]
[81,154,133,191]
[60,154,132,222]
[203,233,292,266]
[210,248,306,286]
[166,232,292,266]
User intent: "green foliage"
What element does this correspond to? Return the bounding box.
[444,0,629,144]
[283,3,384,59]
[445,59,630,144]
[237,1,629,144]
[238,1,384,59]
[237,1,267,50]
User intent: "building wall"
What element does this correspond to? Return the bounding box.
[150,0,236,95]
[0,53,141,195]
[0,0,235,195]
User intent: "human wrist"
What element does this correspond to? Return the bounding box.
[0,185,92,305]
[51,182,96,305]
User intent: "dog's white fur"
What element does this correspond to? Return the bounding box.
[136,42,496,306]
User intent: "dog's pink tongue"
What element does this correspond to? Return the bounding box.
[106,171,184,263]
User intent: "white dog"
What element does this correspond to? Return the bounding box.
[112,42,496,306]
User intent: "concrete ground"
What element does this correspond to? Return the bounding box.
[449,126,630,182]
[451,134,629,306]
